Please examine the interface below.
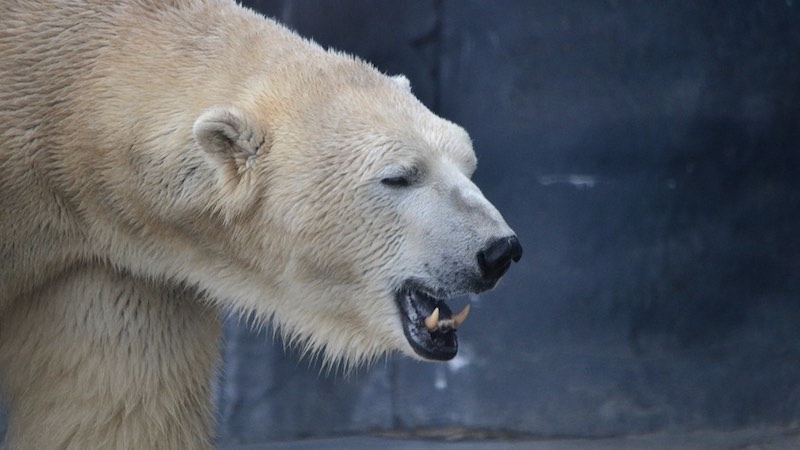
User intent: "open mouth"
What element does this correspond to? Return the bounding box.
[395,280,472,361]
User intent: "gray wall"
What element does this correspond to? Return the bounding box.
[218,0,800,445]
[2,0,799,446]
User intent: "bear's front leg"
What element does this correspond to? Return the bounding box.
[0,265,221,450]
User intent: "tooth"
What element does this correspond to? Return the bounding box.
[424,307,440,331]
[453,304,471,329]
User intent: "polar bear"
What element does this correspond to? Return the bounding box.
[0,0,522,448]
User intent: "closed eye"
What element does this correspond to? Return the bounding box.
[379,163,424,188]
[381,175,411,187]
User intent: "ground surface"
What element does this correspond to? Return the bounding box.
[229,427,800,450]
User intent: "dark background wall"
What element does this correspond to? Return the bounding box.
[216,0,800,445]
[2,0,799,446]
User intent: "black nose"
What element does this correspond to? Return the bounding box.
[477,235,523,282]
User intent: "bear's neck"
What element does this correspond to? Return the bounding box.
[0,264,221,449]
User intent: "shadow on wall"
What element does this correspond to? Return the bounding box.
[548,111,800,353]
[626,114,800,352]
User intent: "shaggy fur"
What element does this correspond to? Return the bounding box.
[0,0,516,448]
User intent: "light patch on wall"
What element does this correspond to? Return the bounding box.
[435,365,447,390]
[448,352,471,372]
[537,174,598,189]
[433,346,472,390]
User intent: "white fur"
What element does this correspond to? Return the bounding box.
[0,0,515,447]
[391,74,412,92]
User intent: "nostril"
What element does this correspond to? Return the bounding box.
[477,235,523,281]
[508,235,523,262]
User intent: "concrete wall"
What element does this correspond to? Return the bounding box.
[217,0,800,445]
[2,0,799,446]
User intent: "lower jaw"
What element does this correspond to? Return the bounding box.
[397,291,459,360]
[403,321,458,360]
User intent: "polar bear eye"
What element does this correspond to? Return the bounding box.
[380,175,411,187]
[379,165,419,188]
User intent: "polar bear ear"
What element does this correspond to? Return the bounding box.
[193,107,267,219]
[193,107,266,174]
[392,74,411,92]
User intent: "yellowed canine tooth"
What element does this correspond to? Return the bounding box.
[424,307,440,331]
[453,304,471,329]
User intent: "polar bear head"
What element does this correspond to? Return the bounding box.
[191,54,521,368]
